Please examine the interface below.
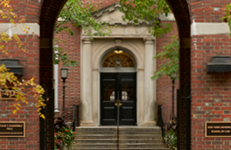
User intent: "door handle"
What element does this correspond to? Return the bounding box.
[115,100,122,107]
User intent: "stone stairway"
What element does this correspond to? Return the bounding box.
[73,126,170,150]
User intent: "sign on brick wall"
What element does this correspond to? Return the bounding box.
[0,90,16,100]
[205,122,231,137]
[0,122,25,137]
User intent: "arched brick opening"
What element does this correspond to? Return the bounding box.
[165,1,191,149]
[40,1,68,149]
[39,0,191,149]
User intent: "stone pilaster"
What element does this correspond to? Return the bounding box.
[143,38,156,126]
[80,38,94,126]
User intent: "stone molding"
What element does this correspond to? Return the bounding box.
[0,23,40,36]
[92,3,175,25]
[191,22,229,36]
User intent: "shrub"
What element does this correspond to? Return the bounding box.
[164,129,177,150]
[54,117,75,150]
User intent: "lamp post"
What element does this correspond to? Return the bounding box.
[171,72,177,120]
[61,68,68,117]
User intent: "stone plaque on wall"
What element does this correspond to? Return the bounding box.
[0,90,16,100]
[0,122,25,137]
[205,122,231,137]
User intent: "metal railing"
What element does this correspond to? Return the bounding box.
[72,104,80,131]
[61,104,80,131]
[157,104,165,142]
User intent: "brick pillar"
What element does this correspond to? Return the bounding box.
[40,38,54,150]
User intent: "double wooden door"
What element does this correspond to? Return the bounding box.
[100,73,136,125]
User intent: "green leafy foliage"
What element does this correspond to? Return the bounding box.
[54,39,79,67]
[118,0,179,79]
[152,36,179,80]
[54,127,75,150]
[0,1,46,118]
[223,3,231,35]
[119,0,172,37]
[56,0,111,37]
[164,129,177,150]
[55,0,113,67]
[0,64,46,119]
[54,117,76,150]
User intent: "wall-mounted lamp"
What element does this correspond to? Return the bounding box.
[114,50,123,54]
[114,46,123,54]
[207,56,231,73]
[0,59,23,76]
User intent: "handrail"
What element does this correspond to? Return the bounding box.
[72,104,80,131]
[157,104,165,142]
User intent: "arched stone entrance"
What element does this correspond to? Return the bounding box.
[80,37,156,127]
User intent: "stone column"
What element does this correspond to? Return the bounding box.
[143,38,156,126]
[137,69,144,126]
[80,38,94,126]
[92,69,99,126]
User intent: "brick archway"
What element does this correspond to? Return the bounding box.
[39,0,191,149]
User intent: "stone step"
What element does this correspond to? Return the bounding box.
[120,139,164,143]
[75,127,161,132]
[75,139,163,143]
[74,143,117,148]
[73,148,169,150]
[73,127,169,150]
[119,130,162,134]
[75,139,117,143]
[75,135,116,139]
[75,135,162,140]
[74,144,166,149]
[75,131,161,135]
[120,143,166,148]
[75,127,117,132]
[119,135,162,140]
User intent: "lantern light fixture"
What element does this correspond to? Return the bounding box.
[61,68,68,82]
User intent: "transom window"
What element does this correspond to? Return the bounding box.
[102,51,135,68]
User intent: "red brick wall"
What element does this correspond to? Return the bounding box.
[191,34,231,149]
[0,35,40,150]
[0,1,40,150]
[156,21,179,123]
[54,23,81,118]
[189,0,231,149]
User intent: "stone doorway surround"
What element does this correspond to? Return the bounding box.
[80,3,158,126]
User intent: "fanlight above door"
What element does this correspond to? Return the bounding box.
[101,50,136,73]
[102,51,136,68]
